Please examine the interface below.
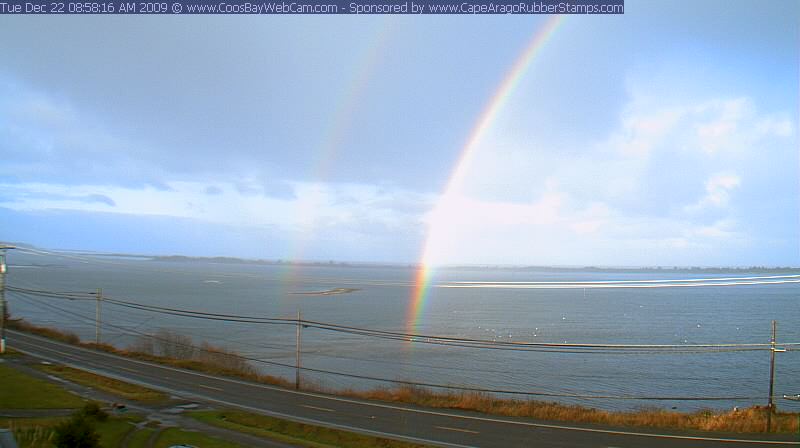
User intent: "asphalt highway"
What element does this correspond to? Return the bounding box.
[8,330,800,448]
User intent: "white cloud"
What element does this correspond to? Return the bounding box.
[685,173,741,212]
[2,74,794,265]
[0,181,432,240]
[694,97,794,154]
[755,117,793,138]
[569,202,611,235]
[694,98,749,153]
[416,87,793,266]
[616,107,684,156]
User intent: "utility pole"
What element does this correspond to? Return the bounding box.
[767,320,781,432]
[95,288,102,345]
[0,245,15,354]
[295,308,302,390]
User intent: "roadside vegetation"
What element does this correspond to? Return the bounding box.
[9,318,800,434]
[153,428,245,448]
[3,412,244,448]
[191,410,429,448]
[0,364,84,409]
[1,349,426,448]
[1,407,140,448]
[36,364,168,403]
[0,347,20,356]
[352,385,800,434]
[0,364,245,447]
[10,318,292,388]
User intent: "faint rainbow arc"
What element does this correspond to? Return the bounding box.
[312,17,398,184]
[281,19,398,288]
[407,15,567,334]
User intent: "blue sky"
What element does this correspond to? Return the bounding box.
[0,1,798,265]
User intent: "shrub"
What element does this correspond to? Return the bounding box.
[77,402,108,422]
[52,415,100,448]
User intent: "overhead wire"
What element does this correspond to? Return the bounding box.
[9,293,772,402]
[9,284,798,353]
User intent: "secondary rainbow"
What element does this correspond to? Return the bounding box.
[407,15,567,334]
[281,19,398,287]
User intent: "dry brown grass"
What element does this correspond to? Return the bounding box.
[345,385,799,433]
[8,318,292,389]
[9,319,81,345]
[37,364,169,402]
[10,319,799,434]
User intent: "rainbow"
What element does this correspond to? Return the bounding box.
[407,15,567,334]
[313,17,398,183]
[282,19,398,287]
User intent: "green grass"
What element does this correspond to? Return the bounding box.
[153,427,245,448]
[8,425,55,448]
[0,364,84,409]
[96,418,137,447]
[126,427,156,448]
[190,410,430,448]
[1,417,65,448]
[17,321,796,435]
[0,347,20,356]
[2,415,145,448]
[38,364,169,403]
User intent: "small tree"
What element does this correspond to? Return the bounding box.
[77,402,108,422]
[153,329,195,360]
[53,404,103,448]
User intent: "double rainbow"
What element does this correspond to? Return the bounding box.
[407,16,566,334]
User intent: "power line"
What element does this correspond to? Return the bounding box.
[10,293,774,402]
[8,289,295,353]
[9,284,798,353]
[6,285,96,300]
[299,350,754,382]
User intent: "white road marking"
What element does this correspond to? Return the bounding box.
[199,384,223,391]
[302,404,335,412]
[13,342,475,448]
[11,331,800,446]
[436,426,479,435]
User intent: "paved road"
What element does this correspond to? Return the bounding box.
[8,330,800,448]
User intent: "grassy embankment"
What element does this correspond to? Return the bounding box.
[0,363,85,409]
[2,413,242,448]
[0,357,246,447]
[153,428,244,448]
[353,385,800,434]
[2,349,428,448]
[0,361,137,447]
[36,364,168,403]
[9,318,293,388]
[9,318,800,434]
[191,410,429,448]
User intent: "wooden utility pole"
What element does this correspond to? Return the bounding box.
[0,245,15,354]
[295,308,302,390]
[95,288,102,345]
[767,320,777,432]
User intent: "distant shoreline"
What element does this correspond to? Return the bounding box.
[148,255,800,274]
[6,242,800,273]
[288,288,360,296]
